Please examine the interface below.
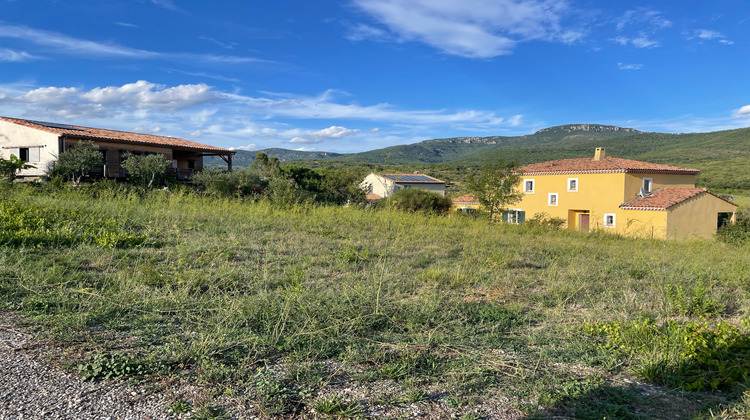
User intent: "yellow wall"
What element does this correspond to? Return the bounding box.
[666,194,738,240]
[513,172,737,239]
[517,173,628,230]
[623,173,696,202]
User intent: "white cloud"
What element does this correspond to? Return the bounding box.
[617,63,643,70]
[630,35,659,48]
[350,0,583,58]
[370,127,380,132]
[733,105,750,118]
[612,34,659,48]
[294,147,315,151]
[344,23,392,42]
[115,22,139,28]
[80,80,222,110]
[0,24,266,63]
[689,29,734,45]
[150,0,185,13]
[289,126,361,144]
[230,143,260,151]
[0,48,38,62]
[616,8,672,31]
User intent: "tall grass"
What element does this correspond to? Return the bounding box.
[1,183,749,418]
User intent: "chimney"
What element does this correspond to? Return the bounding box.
[594,147,606,161]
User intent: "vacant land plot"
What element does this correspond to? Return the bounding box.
[1,184,749,419]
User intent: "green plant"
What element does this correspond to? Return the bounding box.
[466,158,523,221]
[77,353,152,381]
[190,405,229,420]
[585,319,750,391]
[314,395,363,418]
[51,140,103,185]
[665,281,724,317]
[121,153,172,188]
[0,154,35,182]
[389,187,453,214]
[253,369,298,415]
[166,399,192,414]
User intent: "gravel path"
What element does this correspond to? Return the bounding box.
[0,313,177,420]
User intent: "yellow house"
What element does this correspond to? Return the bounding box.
[508,148,737,239]
[451,193,481,212]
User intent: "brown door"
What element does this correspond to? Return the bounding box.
[579,213,590,232]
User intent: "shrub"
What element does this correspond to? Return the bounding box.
[121,153,171,188]
[50,141,103,185]
[389,188,453,214]
[0,154,35,182]
[525,212,566,230]
[585,318,750,391]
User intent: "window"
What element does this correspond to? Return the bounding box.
[187,159,196,169]
[524,179,535,193]
[6,147,41,163]
[642,177,653,193]
[504,209,526,224]
[548,193,558,206]
[604,213,616,228]
[568,178,578,192]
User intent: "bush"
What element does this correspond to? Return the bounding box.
[121,153,171,188]
[525,212,566,230]
[389,188,453,214]
[585,318,750,391]
[50,141,103,185]
[717,208,750,245]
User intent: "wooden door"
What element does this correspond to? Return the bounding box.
[579,213,590,232]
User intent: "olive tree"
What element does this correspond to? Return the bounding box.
[467,159,524,221]
[52,141,103,185]
[121,153,172,188]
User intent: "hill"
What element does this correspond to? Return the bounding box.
[206,148,341,167]
[450,127,750,191]
[336,124,640,164]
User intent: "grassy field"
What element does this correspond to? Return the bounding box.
[2,184,750,419]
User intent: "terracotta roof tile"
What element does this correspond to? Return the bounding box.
[1,116,233,153]
[452,193,479,204]
[519,156,699,175]
[619,188,737,210]
[366,193,382,201]
[379,173,444,183]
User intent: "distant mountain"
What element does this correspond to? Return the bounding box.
[206,148,341,167]
[336,124,642,164]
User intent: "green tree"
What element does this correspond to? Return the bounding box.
[52,141,103,185]
[0,154,35,182]
[467,159,524,221]
[390,188,453,214]
[121,153,171,188]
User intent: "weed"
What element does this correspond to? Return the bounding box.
[314,395,363,418]
[166,399,192,414]
[77,353,154,381]
[190,405,229,420]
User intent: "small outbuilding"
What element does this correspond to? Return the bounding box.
[360,173,445,200]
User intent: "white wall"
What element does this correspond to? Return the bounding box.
[0,121,60,177]
[359,173,445,197]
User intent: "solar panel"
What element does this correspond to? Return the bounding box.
[382,174,441,182]
[29,120,83,131]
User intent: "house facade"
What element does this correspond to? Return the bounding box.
[508,148,737,239]
[360,173,445,200]
[451,193,481,212]
[0,117,234,179]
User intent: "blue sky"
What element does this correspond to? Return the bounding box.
[0,0,749,152]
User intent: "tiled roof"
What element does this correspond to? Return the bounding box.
[366,193,382,201]
[452,193,479,204]
[380,173,444,183]
[519,156,699,175]
[0,116,233,153]
[619,188,737,211]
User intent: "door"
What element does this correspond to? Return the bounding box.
[579,213,590,232]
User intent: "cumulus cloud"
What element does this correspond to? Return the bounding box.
[80,80,222,110]
[0,48,39,62]
[289,126,361,144]
[349,0,584,58]
[230,143,260,151]
[733,105,750,118]
[617,63,643,70]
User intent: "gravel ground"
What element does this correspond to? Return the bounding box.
[0,313,178,420]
